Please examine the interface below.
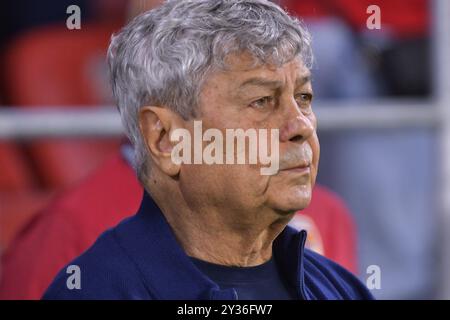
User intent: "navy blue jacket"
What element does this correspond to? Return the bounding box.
[43,192,374,300]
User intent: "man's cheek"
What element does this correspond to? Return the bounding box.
[239,166,273,199]
[311,135,320,163]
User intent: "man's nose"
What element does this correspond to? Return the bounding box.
[279,98,315,143]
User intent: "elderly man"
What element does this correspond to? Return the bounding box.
[43,0,373,300]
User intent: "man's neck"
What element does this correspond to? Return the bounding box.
[147,180,291,267]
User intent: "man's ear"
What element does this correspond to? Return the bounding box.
[138,106,183,177]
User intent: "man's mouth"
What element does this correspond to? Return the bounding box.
[280,162,311,175]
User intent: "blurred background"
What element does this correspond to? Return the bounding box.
[0,0,449,299]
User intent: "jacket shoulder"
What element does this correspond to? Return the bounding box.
[42,223,152,300]
[303,249,374,300]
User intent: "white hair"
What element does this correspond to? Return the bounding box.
[107,0,313,184]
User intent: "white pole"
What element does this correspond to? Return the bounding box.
[0,102,437,139]
[433,0,450,299]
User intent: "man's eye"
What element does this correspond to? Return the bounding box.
[249,96,275,109]
[296,93,313,104]
[294,93,313,115]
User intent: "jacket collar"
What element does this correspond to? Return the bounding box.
[113,191,308,300]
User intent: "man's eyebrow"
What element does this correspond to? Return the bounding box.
[239,77,284,89]
[295,74,312,87]
[238,74,312,90]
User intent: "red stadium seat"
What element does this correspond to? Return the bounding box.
[4,22,123,189]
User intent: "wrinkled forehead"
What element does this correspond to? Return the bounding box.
[198,52,312,112]
[221,50,306,72]
[211,52,311,89]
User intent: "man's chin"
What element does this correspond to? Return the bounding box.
[269,190,312,214]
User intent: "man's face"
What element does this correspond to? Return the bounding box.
[178,52,320,223]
